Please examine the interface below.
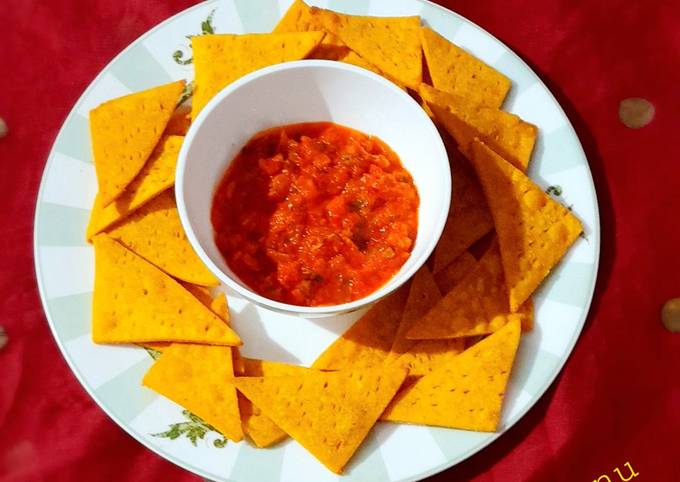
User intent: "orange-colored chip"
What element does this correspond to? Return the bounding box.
[90,80,184,206]
[235,365,408,473]
[310,7,422,88]
[235,358,310,448]
[421,84,537,171]
[108,191,219,287]
[421,27,510,108]
[143,343,242,442]
[92,235,241,346]
[407,241,533,340]
[86,135,183,239]
[470,140,583,311]
[311,283,410,370]
[191,32,325,118]
[382,319,521,432]
[432,155,494,273]
[385,265,442,364]
[433,250,477,294]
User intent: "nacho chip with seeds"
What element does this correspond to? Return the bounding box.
[433,250,477,294]
[191,32,325,118]
[273,0,317,32]
[108,191,219,287]
[407,241,533,340]
[90,80,184,206]
[86,135,183,239]
[139,291,228,354]
[385,265,442,364]
[382,318,521,431]
[310,7,422,88]
[395,339,465,377]
[311,33,351,60]
[143,343,243,442]
[421,84,537,170]
[432,155,494,273]
[421,27,510,108]
[235,358,310,448]
[163,104,191,136]
[235,365,408,473]
[92,235,240,345]
[470,140,583,311]
[312,283,410,370]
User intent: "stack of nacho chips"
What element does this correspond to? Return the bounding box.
[85,0,584,475]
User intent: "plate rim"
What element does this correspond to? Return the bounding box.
[32,0,601,480]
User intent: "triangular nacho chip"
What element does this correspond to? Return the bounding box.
[421,84,537,171]
[339,50,406,89]
[108,190,219,287]
[90,80,184,206]
[210,292,229,322]
[310,7,422,88]
[86,135,183,239]
[235,365,408,473]
[191,32,325,118]
[407,241,533,340]
[470,140,583,311]
[143,343,243,442]
[163,104,191,136]
[92,235,241,345]
[235,358,310,448]
[139,291,228,354]
[310,33,350,60]
[311,283,410,370]
[382,318,521,431]
[421,27,510,108]
[385,265,442,364]
[432,154,494,273]
[433,250,477,294]
[273,0,316,33]
[394,339,465,378]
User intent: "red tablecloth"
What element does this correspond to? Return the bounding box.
[1,1,678,481]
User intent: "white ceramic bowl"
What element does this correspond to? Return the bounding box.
[176,60,451,316]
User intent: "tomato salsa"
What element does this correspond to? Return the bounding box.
[211,122,419,306]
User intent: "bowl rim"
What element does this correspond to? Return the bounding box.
[176,59,451,316]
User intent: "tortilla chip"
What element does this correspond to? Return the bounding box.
[385,265,442,364]
[432,155,494,273]
[312,283,410,370]
[235,365,408,473]
[191,32,325,118]
[180,282,213,309]
[138,291,228,354]
[421,27,510,109]
[210,292,229,322]
[90,80,184,206]
[273,0,316,32]
[311,33,351,60]
[407,241,533,340]
[310,7,422,88]
[394,339,465,378]
[433,250,477,294]
[86,135,182,239]
[382,318,521,431]
[143,343,242,442]
[107,191,219,287]
[421,84,537,170]
[92,235,241,345]
[339,50,406,90]
[470,140,583,311]
[163,104,191,136]
[235,358,310,448]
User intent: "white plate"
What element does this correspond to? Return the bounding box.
[33,1,600,481]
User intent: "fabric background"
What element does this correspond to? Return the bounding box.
[0,1,678,481]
